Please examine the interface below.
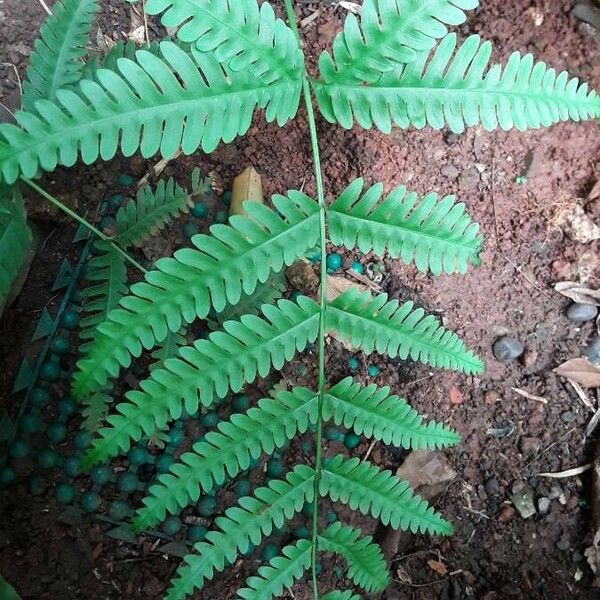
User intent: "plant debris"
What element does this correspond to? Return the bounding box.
[555,358,600,388]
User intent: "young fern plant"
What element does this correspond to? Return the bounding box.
[3,0,599,598]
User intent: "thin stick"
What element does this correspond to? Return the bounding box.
[22,178,148,274]
[568,379,595,412]
[512,387,548,405]
[38,0,52,15]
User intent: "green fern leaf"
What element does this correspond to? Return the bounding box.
[81,296,320,469]
[71,191,320,399]
[319,0,477,84]
[131,387,318,530]
[80,392,111,432]
[0,42,301,185]
[318,522,389,593]
[208,271,287,330]
[325,377,460,450]
[321,592,361,600]
[329,178,482,275]
[313,33,600,133]
[322,454,452,535]
[326,288,483,374]
[0,185,33,314]
[236,539,312,600]
[115,178,192,248]
[79,241,129,352]
[145,0,304,82]
[165,465,316,599]
[21,0,99,111]
[149,328,188,371]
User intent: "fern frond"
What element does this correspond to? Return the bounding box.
[313,33,600,133]
[80,392,111,432]
[236,539,312,600]
[115,178,192,248]
[325,378,460,449]
[0,41,301,185]
[322,454,452,535]
[329,178,482,275]
[21,0,99,111]
[149,328,188,371]
[165,465,315,599]
[131,387,318,530]
[0,185,33,314]
[319,0,477,84]
[318,522,389,593]
[79,241,128,352]
[209,272,287,330]
[81,297,320,469]
[71,191,320,399]
[326,288,483,374]
[321,592,361,600]
[145,0,304,83]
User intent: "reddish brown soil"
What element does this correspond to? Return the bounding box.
[1,1,600,599]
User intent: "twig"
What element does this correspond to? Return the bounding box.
[512,387,548,405]
[142,0,150,46]
[37,0,52,15]
[587,405,600,437]
[538,463,592,478]
[361,439,377,463]
[345,267,382,293]
[568,379,595,412]
[2,63,23,95]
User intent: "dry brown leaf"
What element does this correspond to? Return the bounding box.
[230,167,263,217]
[555,358,600,388]
[323,275,367,302]
[427,559,449,577]
[555,281,600,306]
[555,203,600,243]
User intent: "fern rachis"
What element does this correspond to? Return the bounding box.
[5,0,599,598]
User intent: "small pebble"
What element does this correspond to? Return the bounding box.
[584,336,600,365]
[485,478,500,496]
[556,537,570,552]
[492,336,524,363]
[561,410,577,423]
[510,487,536,519]
[567,303,598,323]
[537,497,551,514]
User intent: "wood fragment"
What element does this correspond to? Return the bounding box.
[587,406,600,437]
[345,268,382,293]
[568,379,595,412]
[512,387,548,405]
[538,464,592,478]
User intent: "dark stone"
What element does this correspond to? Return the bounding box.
[485,478,500,496]
[492,336,524,362]
[584,336,600,365]
[567,302,598,322]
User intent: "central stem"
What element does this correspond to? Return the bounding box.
[283,2,327,598]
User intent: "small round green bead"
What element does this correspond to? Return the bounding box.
[50,336,70,355]
[56,483,75,504]
[188,525,208,544]
[367,363,380,377]
[57,397,77,420]
[109,193,124,209]
[90,466,112,486]
[118,174,135,187]
[60,309,79,330]
[326,253,342,273]
[192,201,208,218]
[29,475,45,496]
[128,446,149,466]
[325,426,342,442]
[81,491,101,512]
[183,221,200,239]
[266,459,284,479]
[302,502,313,516]
[347,356,360,371]
[47,422,68,444]
[74,431,91,450]
[109,500,130,520]
[168,428,185,447]
[197,495,217,517]
[201,411,219,428]
[63,457,80,477]
[248,457,260,470]
[163,516,182,536]
[156,454,174,474]
[306,246,321,263]
[234,478,251,498]
[38,449,60,469]
[314,562,322,575]
[0,467,15,485]
[261,544,279,562]
[10,439,29,458]
[343,432,361,450]
[40,361,61,381]
[350,261,364,274]
[70,289,83,304]
[21,413,42,434]
[30,387,50,406]
[214,210,228,224]
[293,526,309,539]
[233,395,250,412]
[119,473,139,494]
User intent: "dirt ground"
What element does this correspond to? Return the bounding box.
[1,0,600,599]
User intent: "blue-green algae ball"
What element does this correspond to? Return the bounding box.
[118,174,135,187]
[183,221,200,239]
[261,543,279,562]
[156,454,174,474]
[128,446,149,466]
[367,363,380,377]
[60,309,79,329]
[347,356,359,371]
[21,413,41,434]
[214,210,228,224]
[350,261,364,274]
[108,193,124,209]
[201,411,219,428]
[192,201,208,218]
[81,491,101,512]
[57,397,78,420]
[50,336,70,355]
[119,473,139,494]
[188,525,208,544]
[10,439,30,458]
[70,289,83,304]
[266,459,284,479]
[233,395,250,412]
[40,361,61,382]
[90,466,112,486]
[168,428,185,448]
[38,449,60,469]
[109,500,130,521]
[325,426,343,442]
[63,457,80,477]
[234,478,251,498]
[56,483,75,504]
[30,387,51,406]
[197,495,217,517]
[0,467,15,485]
[29,475,45,496]
[306,246,321,263]
[343,432,361,450]
[293,526,310,539]
[47,422,68,444]
[74,431,91,451]
[163,516,182,536]
[326,253,342,273]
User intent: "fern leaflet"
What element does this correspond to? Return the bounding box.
[71,192,320,399]
[236,539,312,600]
[329,178,482,274]
[327,288,483,374]
[313,33,600,133]
[0,42,301,185]
[21,0,99,111]
[145,0,304,83]
[321,593,360,600]
[319,0,477,84]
